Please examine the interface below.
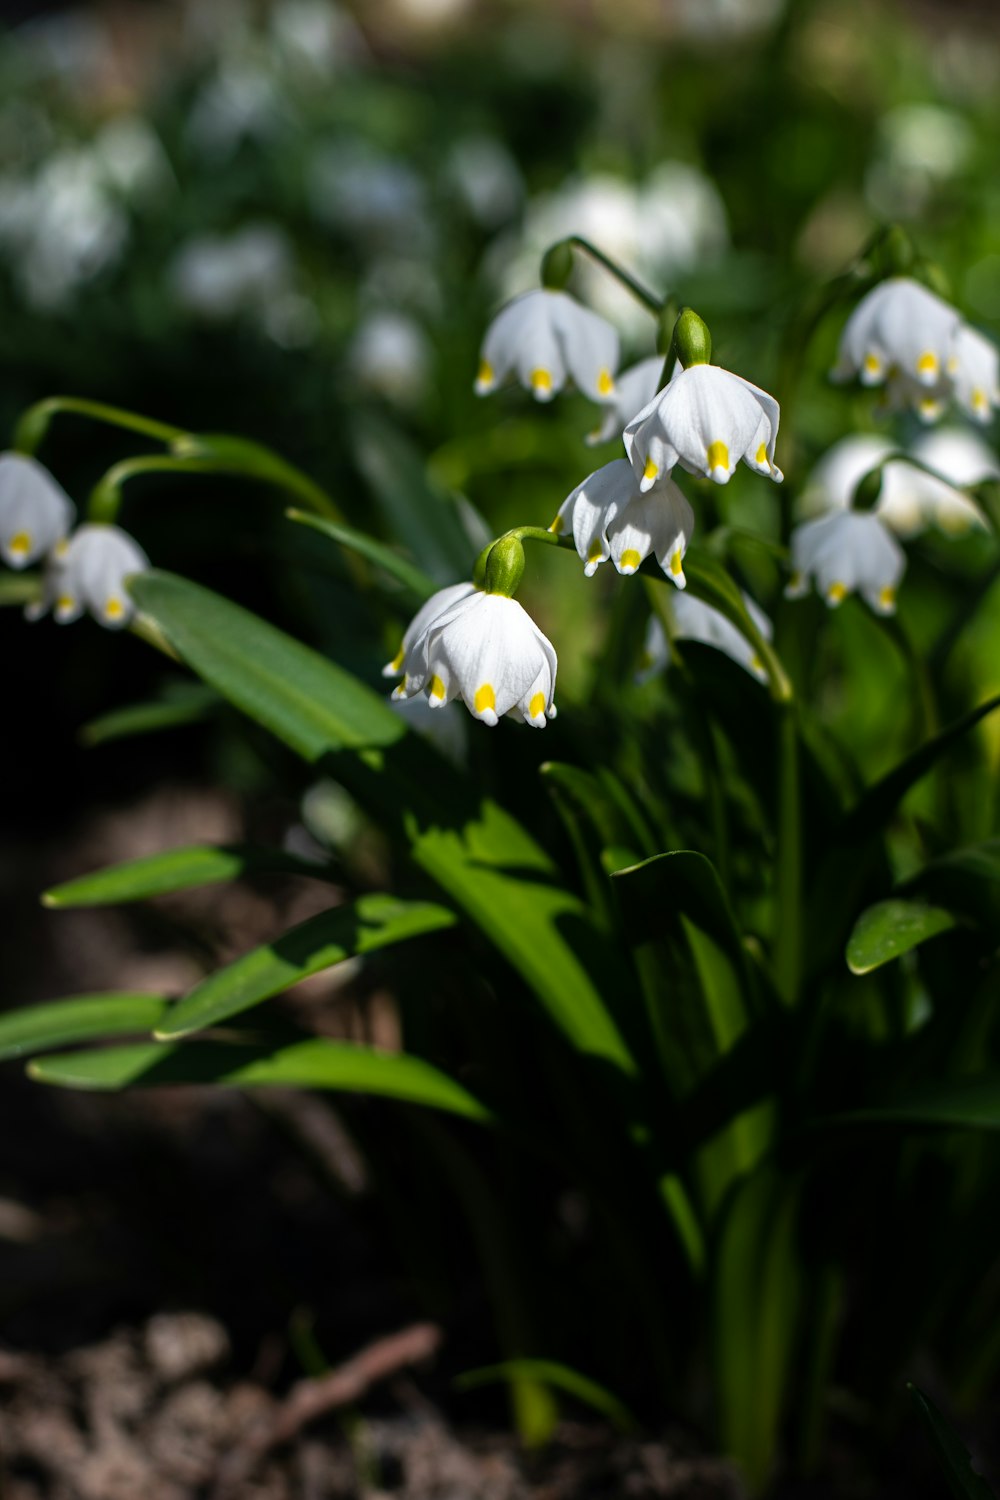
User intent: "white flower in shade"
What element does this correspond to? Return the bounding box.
[904,426,995,534]
[391,590,557,728]
[26,523,148,629]
[623,363,782,488]
[832,277,961,390]
[586,356,668,446]
[382,581,477,686]
[550,458,694,585]
[474,289,619,404]
[802,431,991,538]
[0,452,74,568]
[786,511,905,614]
[800,434,894,517]
[950,325,1000,423]
[640,590,772,682]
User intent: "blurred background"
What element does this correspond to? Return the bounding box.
[2,1,1000,1494]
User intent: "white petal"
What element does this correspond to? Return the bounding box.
[549,291,620,403]
[553,458,635,574]
[0,452,75,568]
[607,478,694,585]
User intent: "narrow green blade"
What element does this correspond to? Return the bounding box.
[0,993,167,1061]
[80,682,219,746]
[29,1038,492,1121]
[286,509,437,601]
[814,1078,1000,1133]
[907,1384,997,1500]
[846,898,957,975]
[455,1359,637,1434]
[43,844,332,908]
[157,894,457,1039]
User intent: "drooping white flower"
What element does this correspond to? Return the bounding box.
[475,289,619,405]
[0,452,74,568]
[950,325,1000,423]
[391,590,557,728]
[801,431,992,538]
[623,363,782,488]
[26,523,149,629]
[550,458,694,585]
[786,511,905,614]
[383,581,477,685]
[832,277,961,390]
[640,590,772,682]
[586,356,668,446]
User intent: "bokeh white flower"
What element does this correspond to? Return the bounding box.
[833,277,961,391]
[786,511,905,614]
[26,523,149,629]
[0,452,75,569]
[640,591,772,682]
[801,431,991,538]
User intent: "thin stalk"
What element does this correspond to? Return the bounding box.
[567,235,664,316]
[15,396,186,452]
[773,701,802,1004]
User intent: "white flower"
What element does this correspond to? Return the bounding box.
[0,452,74,568]
[586,356,667,446]
[623,363,782,488]
[950,325,1000,423]
[832,277,961,390]
[786,511,905,614]
[348,310,431,405]
[383,581,477,684]
[640,590,772,682]
[171,223,296,320]
[391,590,557,728]
[550,458,694,584]
[26,523,149,629]
[475,289,619,405]
[802,431,991,539]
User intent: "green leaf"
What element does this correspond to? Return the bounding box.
[0,993,167,1062]
[907,1383,997,1500]
[681,552,791,700]
[352,414,472,582]
[79,682,219,747]
[286,509,437,602]
[43,844,332,908]
[815,1077,1000,1133]
[28,1038,493,1121]
[157,894,457,1039]
[903,839,1000,929]
[846,898,958,975]
[127,572,633,1075]
[455,1359,638,1434]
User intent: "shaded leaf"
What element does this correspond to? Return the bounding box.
[814,1077,1000,1133]
[80,682,219,746]
[846,899,958,975]
[907,1383,997,1500]
[29,1038,493,1121]
[43,844,333,909]
[157,894,457,1038]
[455,1359,637,1434]
[353,415,472,582]
[286,509,437,602]
[0,993,167,1062]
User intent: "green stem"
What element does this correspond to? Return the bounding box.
[473,525,572,587]
[773,701,802,1005]
[0,573,40,606]
[14,396,186,454]
[566,235,664,316]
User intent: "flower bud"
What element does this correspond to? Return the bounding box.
[12,401,54,458]
[672,308,712,369]
[873,225,916,277]
[540,239,574,291]
[88,476,124,525]
[852,461,885,512]
[483,534,526,597]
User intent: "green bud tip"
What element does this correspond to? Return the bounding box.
[540,240,574,291]
[11,401,53,457]
[483,535,526,597]
[672,308,712,368]
[853,463,884,512]
[87,479,123,526]
[875,225,916,277]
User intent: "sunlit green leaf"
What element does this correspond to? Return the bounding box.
[157,894,457,1038]
[43,843,332,908]
[846,898,958,975]
[0,993,167,1061]
[29,1037,493,1121]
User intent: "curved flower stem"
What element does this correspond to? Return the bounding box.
[472,524,573,587]
[565,236,665,316]
[88,451,345,526]
[14,396,187,454]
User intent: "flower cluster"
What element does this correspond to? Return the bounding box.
[0,452,148,628]
[833,276,999,425]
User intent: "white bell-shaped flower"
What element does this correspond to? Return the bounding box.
[904,426,995,534]
[0,452,74,569]
[950,325,1000,423]
[832,276,961,390]
[474,288,619,404]
[585,355,667,445]
[640,590,772,682]
[786,511,905,614]
[391,589,557,728]
[802,432,991,538]
[623,363,782,488]
[800,434,894,516]
[383,581,477,689]
[550,458,694,584]
[25,523,149,629]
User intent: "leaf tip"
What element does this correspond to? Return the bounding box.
[40,890,62,909]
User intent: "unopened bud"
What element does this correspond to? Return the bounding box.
[852,463,884,512]
[540,240,574,291]
[87,477,123,525]
[672,308,712,368]
[12,400,54,457]
[483,535,526,597]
